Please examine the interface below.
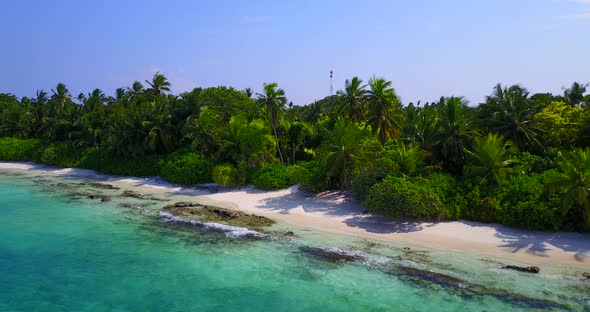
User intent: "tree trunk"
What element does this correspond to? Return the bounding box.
[273,124,285,165]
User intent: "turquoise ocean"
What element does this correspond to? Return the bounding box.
[0,168,589,311]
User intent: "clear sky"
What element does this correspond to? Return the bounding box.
[1,0,589,106]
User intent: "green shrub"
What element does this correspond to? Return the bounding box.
[458,186,497,223]
[495,171,562,230]
[427,173,465,220]
[34,142,79,167]
[212,164,238,186]
[159,152,212,184]
[0,137,42,161]
[364,176,444,220]
[252,163,293,190]
[78,147,161,176]
[289,160,325,192]
[352,168,386,200]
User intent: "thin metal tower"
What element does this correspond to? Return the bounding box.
[329,70,334,96]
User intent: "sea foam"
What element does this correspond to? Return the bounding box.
[158,211,267,239]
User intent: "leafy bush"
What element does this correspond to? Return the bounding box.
[364,176,444,220]
[0,137,41,161]
[458,186,497,223]
[252,163,293,190]
[78,147,161,176]
[495,171,562,230]
[352,158,398,200]
[34,142,80,167]
[159,152,212,184]
[212,164,238,186]
[427,173,465,220]
[289,160,326,192]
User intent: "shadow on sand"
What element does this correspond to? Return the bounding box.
[5,161,590,261]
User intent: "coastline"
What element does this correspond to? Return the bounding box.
[2,161,590,269]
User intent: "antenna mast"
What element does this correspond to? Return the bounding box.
[329,70,334,96]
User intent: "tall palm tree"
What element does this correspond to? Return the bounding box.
[145,72,171,96]
[404,102,439,148]
[384,141,429,176]
[257,82,287,164]
[337,77,367,121]
[547,148,590,227]
[563,82,588,106]
[320,119,373,187]
[483,84,541,151]
[34,90,48,106]
[130,81,144,96]
[465,133,515,182]
[366,77,401,145]
[436,96,476,174]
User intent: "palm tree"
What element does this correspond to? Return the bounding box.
[243,88,253,98]
[130,81,144,96]
[366,77,401,145]
[404,102,439,148]
[337,77,367,121]
[287,122,312,164]
[435,96,476,173]
[34,90,49,106]
[483,84,541,151]
[145,72,171,95]
[465,133,515,182]
[547,148,590,227]
[384,141,429,176]
[563,82,588,106]
[257,82,287,164]
[320,119,373,187]
[51,83,72,115]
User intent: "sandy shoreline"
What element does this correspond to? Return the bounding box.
[2,161,590,269]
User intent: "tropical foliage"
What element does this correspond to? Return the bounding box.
[1,73,590,231]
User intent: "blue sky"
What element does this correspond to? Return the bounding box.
[1,0,589,106]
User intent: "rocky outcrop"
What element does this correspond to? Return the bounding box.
[158,211,267,239]
[501,265,540,274]
[299,246,366,262]
[86,182,120,190]
[119,190,164,201]
[161,202,275,229]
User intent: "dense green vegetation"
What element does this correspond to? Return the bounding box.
[1,76,590,231]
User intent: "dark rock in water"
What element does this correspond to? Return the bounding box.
[55,183,73,189]
[299,246,365,263]
[162,202,275,229]
[119,203,145,209]
[393,266,467,290]
[403,247,410,251]
[361,209,369,214]
[85,194,111,202]
[120,190,145,199]
[86,182,120,190]
[283,231,296,237]
[168,201,199,208]
[502,265,540,274]
[382,265,564,310]
[158,211,267,240]
[583,272,590,281]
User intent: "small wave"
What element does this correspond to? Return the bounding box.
[158,211,267,239]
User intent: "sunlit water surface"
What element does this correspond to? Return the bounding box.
[0,170,588,311]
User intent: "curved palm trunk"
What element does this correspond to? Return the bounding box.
[272,124,285,165]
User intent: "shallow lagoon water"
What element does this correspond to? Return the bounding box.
[0,170,589,311]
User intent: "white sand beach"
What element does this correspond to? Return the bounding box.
[2,161,589,269]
